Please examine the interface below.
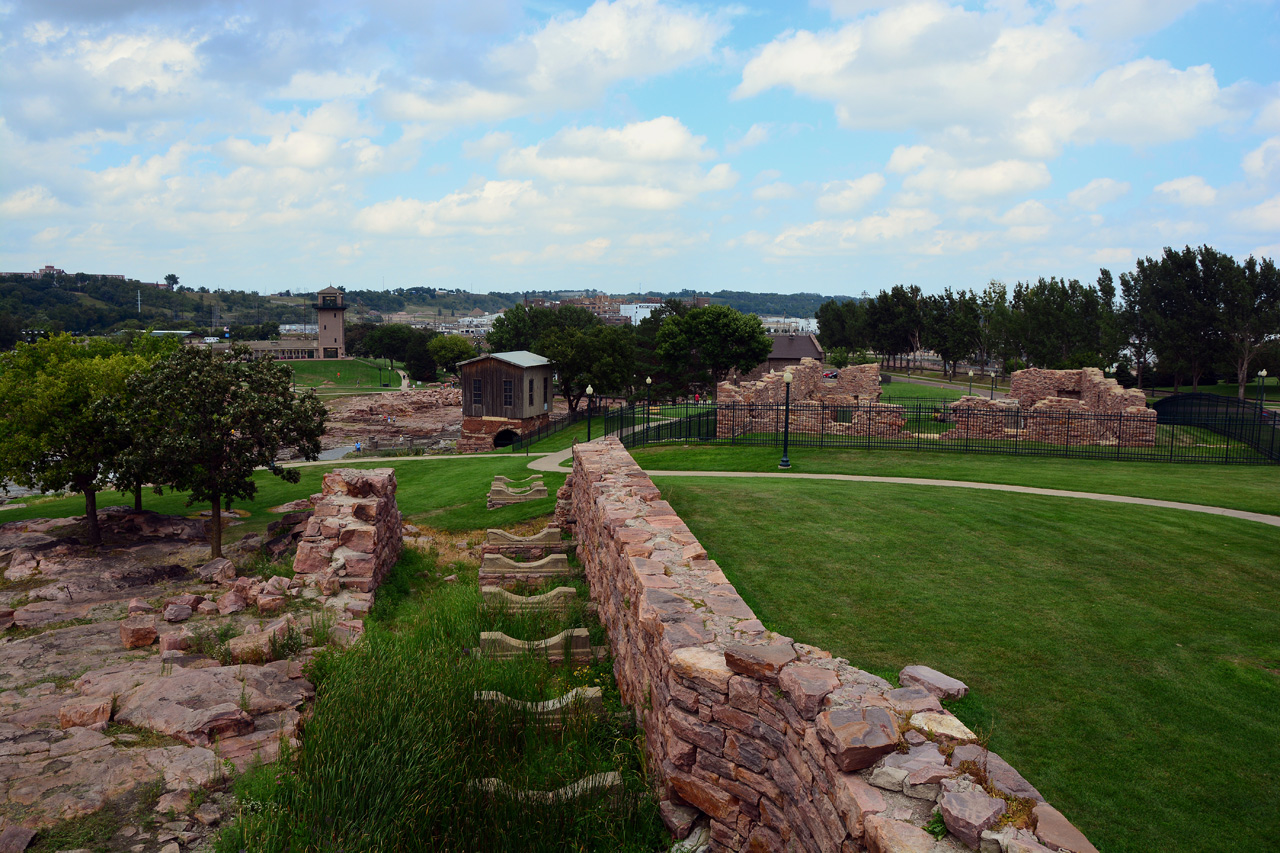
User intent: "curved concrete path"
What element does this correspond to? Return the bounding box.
[288,441,1280,530]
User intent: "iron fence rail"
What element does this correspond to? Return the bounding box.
[617,398,1278,464]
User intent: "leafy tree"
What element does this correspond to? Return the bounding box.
[130,344,326,558]
[0,335,146,545]
[656,304,772,390]
[360,324,418,363]
[427,335,476,374]
[0,313,19,351]
[1143,246,1226,391]
[540,324,636,410]
[827,347,851,369]
[631,299,692,403]
[1219,253,1279,399]
[923,289,981,378]
[164,274,179,288]
[403,333,438,383]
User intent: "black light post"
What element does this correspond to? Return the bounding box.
[990,371,996,400]
[1259,369,1268,409]
[586,384,594,441]
[967,368,974,397]
[645,376,652,440]
[779,370,793,469]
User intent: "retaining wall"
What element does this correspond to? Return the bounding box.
[567,438,1097,853]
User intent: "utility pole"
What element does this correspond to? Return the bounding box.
[137,290,141,314]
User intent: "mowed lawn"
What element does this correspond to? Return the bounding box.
[654,476,1280,853]
[632,445,1280,516]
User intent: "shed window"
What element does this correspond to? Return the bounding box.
[543,377,548,403]
[472,379,482,406]
[503,379,513,407]
[528,378,534,405]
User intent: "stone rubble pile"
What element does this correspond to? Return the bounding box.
[565,437,1098,853]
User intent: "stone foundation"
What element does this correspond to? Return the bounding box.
[567,438,1096,853]
[459,413,551,453]
[481,525,569,560]
[718,359,880,406]
[292,468,402,593]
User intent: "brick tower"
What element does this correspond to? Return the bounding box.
[314,286,347,359]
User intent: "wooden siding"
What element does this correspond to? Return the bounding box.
[460,357,555,420]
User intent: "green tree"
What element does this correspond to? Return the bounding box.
[656,305,772,390]
[130,344,326,558]
[427,334,476,374]
[1219,253,1279,399]
[0,335,146,545]
[827,347,851,369]
[403,331,438,383]
[164,274,179,288]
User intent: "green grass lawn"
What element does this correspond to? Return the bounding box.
[286,358,403,392]
[1155,378,1277,406]
[630,445,1280,516]
[881,382,967,402]
[1,457,564,548]
[654,477,1280,853]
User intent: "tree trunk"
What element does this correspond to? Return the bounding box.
[1238,361,1248,401]
[209,488,222,559]
[133,478,143,512]
[84,488,101,546]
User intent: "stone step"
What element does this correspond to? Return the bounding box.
[474,686,605,727]
[478,628,598,665]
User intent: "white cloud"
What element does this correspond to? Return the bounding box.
[1243,137,1280,180]
[1235,194,1280,231]
[753,182,798,201]
[1015,59,1232,156]
[816,173,885,212]
[903,158,1051,201]
[726,123,770,155]
[887,145,934,174]
[495,238,612,265]
[763,207,940,256]
[1067,177,1130,210]
[1052,0,1203,40]
[463,131,515,159]
[220,103,380,171]
[998,199,1056,240]
[276,71,380,101]
[0,186,66,218]
[1154,176,1217,206]
[354,180,544,236]
[382,0,725,125]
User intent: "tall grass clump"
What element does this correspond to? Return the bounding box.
[218,552,664,853]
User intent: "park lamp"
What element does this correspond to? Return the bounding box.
[585,384,595,441]
[967,368,974,396]
[1260,369,1269,409]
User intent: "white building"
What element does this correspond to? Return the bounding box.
[619,303,664,325]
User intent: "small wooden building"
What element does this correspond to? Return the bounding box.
[457,351,555,451]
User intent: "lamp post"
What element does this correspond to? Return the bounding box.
[779,371,793,470]
[990,370,996,400]
[1260,369,1269,409]
[967,369,974,397]
[645,376,652,440]
[586,384,594,441]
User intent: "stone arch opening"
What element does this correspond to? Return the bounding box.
[493,428,519,448]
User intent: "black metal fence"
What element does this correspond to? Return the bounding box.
[509,402,632,451]
[617,397,1279,464]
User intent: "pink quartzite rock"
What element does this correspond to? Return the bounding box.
[127,597,154,614]
[900,664,968,700]
[951,745,1045,802]
[58,695,112,730]
[1032,804,1099,853]
[198,557,236,584]
[163,604,192,623]
[864,814,937,853]
[941,790,1006,849]
[170,593,204,609]
[833,772,886,838]
[778,663,840,719]
[724,643,797,683]
[658,800,699,839]
[0,825,37,853]
[816,705,899,771]
[256,594,288,615]
[669,647,733,693]
[886,686,943,714]
[217,591,247,615]
[120,615,157,649]
[197,600,219,615]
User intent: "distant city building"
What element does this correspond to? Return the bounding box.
[620,303,663,325]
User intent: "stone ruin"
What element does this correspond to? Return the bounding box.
[293,468,403,594]
[561,437,1098,853]
[944,368,1156,447]
[716,359,907,441]
[481,525,569,560]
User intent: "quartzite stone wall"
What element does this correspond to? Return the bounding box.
[567,437,1098,853]
[1007,368,1156,447]
[458,414,551,453]
[716,359,903,441]
[292,468,402,593]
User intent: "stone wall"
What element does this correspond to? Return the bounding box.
[941,397,1020,441]
[567,438,1097,853]
[1010,368,1146,416]
[458,413,551,453]
[1006,369,1157,447]
[716,360,898,441]
[292,468,402,594]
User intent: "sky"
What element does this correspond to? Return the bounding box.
[1,0,1278,298]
